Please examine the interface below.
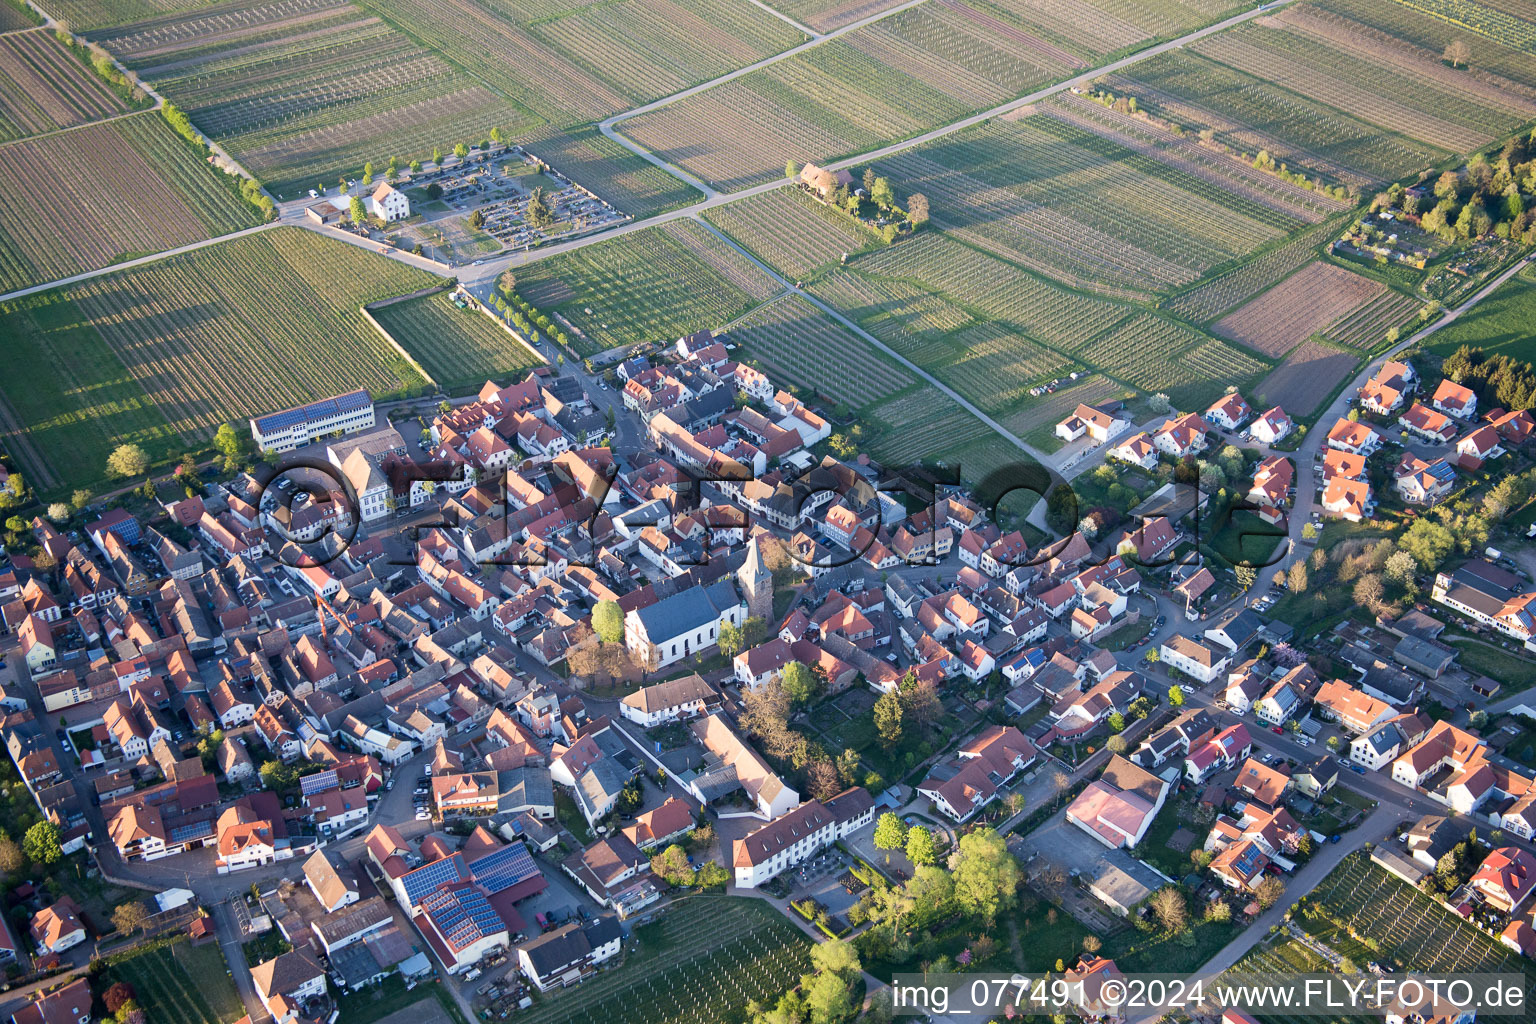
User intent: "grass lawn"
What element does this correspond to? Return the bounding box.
[1448,638,1536,693]
[104,938,244,1024]
[514,896,808,1024]
[1105,917,1240,974]
[336,976,467,1024]
[1423,266,1536,365]
[553,789,591,843]
[241,930,292,965]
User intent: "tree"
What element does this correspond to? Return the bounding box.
[1328,735,1342,752]
[871,177,895,210]
[0,836,20,872]
[1149,885,1188,933]
[214,422,245,464]
[716,620,745,659]
[47,502,69,522]
[781,660,818,705]
[1384,550,1418,588]
[906,825,937,866]
[104,984,136,1016]
[1287,561,1309,593]
[1107,711,1126,733]
[1353,573,1386,614]
[1469,709,1488,730]
[1106,735,1128,754]
[1167,685,1185,707]
[873,812,908,862]
[1235,564,1257,590]
[1254,875,1285,909]
[260,760,297,793]
[526,187,553,229]
[1399,519,1455,572]
[804,970,854,1024]
[22,822,60,865]
[1083,934,1102,954]
[950,830,1020,923]
[349,196,366,224]
[650,844,692,886]
[907,192,929,226]
[106,443,150,479]
[810,937,860,978]
[1444,38,1471,67]
[469,209,485,230]
[834,747,861,787]
[873,690,903,750]
[70,489,91,511]
[592,600,624,643]
[454,142,469,160]
[111,901,149,936]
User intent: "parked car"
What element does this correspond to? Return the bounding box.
[1271,726,1284,734]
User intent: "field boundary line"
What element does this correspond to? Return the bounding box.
[740,0,821,39]
[0,221,278,304]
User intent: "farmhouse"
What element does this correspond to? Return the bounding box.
[368,183,410,222]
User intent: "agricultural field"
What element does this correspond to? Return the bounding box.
[1422,264,1536,365]
[760,0,907,32]
[1323,285,1424,348]
[514,220,780,357]
[0,110,263,293]
[999,374,1127,450]
[1224,936,1375,1024]
[728,294,912,411]
[0,228,437,492]
[41,0,213,32]
[620,0,1087,192]
[0,29,135,142]
[1162,218,1340,323]
[372,290,543,392]
[0,0,41,31]
[705,186,881,279]
[871,110,1311,296]
[1111,48,1449,186]
[1254,337,1360,416]
[1214,261,1386,356]
[514,897,810,1024]
[88,0,540,198]
[1314,0,1536,92]
[1304,852,1533,986]
[515,125,702,218]
[1082,312,1269,409]
[861,384,997,470]
[1191,13,1536,154]
[104,937,246,1024]
[351,0,803,129]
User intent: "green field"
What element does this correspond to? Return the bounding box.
[872,109,1314,296]
[1163,219,1343,323]
[373,290,543,391]
[513,896,810,1024]
[729,294,912,411]
[1226,936,1375,1024]
[705,185,882,279]
[1423,265,1536,364]
[514,125,703,218]
[0,227,437,493]
[0,28,135,142]
[104,938,245,1024]
[0,111,264,292]
[515,220,780,356]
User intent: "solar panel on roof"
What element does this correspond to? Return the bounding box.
[402,852,469,906]
[469,841,538,894]
[170,820,215,844]
[301,769,340,796]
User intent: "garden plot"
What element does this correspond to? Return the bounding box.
[0,110,262,293]
[1214,261,1385,356]
[0,29,132,142]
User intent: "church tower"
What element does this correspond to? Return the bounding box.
[737,533,773,622]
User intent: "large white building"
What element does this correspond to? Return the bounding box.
[733,788,873,888]
[251,389,375,453]
[368,183,410,221]
[624,579,744,669]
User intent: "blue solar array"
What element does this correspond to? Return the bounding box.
[254,390,371,433]
[469,841,537,895]
[402,852,469,907]
[422,885,501,947]
[301,769,340,796]
[170,820,215,844]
